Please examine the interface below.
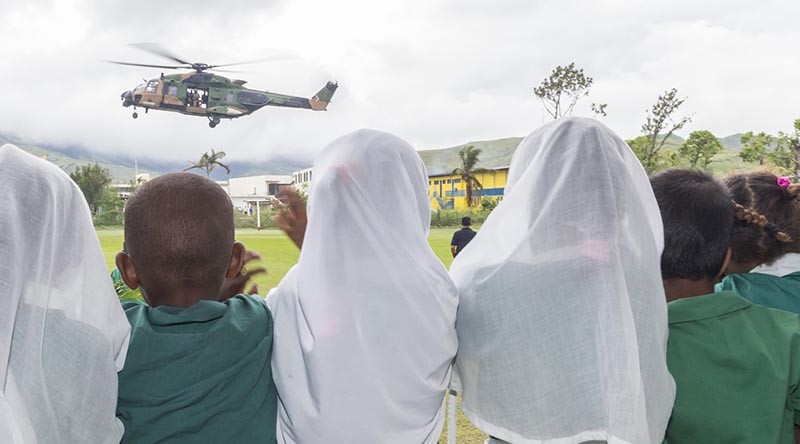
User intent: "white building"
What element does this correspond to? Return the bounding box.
[292,167,313,190]
[112,173,152,200]
[225,174,293,212]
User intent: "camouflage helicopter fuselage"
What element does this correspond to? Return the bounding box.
[120,72,338,127]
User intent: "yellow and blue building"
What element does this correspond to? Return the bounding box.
[419,137,520,210]
[427,168,509,210]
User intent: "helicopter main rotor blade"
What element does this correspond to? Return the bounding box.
[209,69,255,73]
[208,54,296,69]
[106,60,189,69]
[130,42,192,65]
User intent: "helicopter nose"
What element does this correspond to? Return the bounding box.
[121,90,133,107]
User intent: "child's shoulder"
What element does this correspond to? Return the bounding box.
[745,302,800,336]
[223,294,273,322]
[121,299,148,320]
[225,293,269,309]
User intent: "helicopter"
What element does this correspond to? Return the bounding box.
[108,44,338,128]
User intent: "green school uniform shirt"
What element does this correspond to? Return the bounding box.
[665,291,800,444]
[717,272,800,315]
[117,295,277,444]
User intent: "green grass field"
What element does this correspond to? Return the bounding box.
[97,227,486,444]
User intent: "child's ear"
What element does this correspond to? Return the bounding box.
[716,247,733,281]
[226,242,246,279]
[115,251,140,290]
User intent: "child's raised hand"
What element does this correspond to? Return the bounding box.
[273,188,307,249]
[219,249,267,301]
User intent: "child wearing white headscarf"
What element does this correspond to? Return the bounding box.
[450,118,675,444]
[267,129,458,444]
[0,145,130,443]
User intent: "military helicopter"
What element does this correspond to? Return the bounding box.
[107,44,338,128]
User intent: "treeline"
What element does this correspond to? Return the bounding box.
[69,164,126,226]
[534,63,800,175]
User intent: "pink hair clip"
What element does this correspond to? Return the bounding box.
[777,177,792,189]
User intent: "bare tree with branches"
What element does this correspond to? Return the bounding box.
[534,63,604,119]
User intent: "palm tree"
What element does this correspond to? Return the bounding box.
[184,149,230,177]
[452,145,494,207]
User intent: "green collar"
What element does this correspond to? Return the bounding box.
[668,291,752,324]
[147,300,228,326]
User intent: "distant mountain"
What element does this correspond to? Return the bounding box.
[1,129,755,184]
[0,132,310,182]
[720,133,745,151]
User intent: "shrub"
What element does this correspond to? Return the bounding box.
[480,197,498,211]
[430,209,490,228]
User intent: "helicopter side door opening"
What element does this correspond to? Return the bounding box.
[185,87,207,114]
[161,81,185,111]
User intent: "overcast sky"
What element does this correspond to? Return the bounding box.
[1,0,798,163]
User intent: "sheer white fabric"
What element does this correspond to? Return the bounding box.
[751,253,800,277]
[267,129,458,444]
[0,145,131,443]
[450,118,675,444]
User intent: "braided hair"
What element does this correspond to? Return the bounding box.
[724,172,800,267]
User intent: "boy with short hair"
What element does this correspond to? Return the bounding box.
[650,169,800,444]
[115,173,276,443]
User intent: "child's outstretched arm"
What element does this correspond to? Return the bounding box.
[219,249,267,301]
[273,189,307,249]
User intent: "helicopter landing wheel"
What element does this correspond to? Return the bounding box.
[209,121,217,128]
[208,116,220,128]
[132,111,138,119]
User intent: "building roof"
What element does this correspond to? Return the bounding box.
[228,174,293,183]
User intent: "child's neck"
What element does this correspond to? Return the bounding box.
[725,259,761,275]
[662,278,716,302]
[143,287,221,308]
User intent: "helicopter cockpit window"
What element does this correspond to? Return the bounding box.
[167,85,178,96]
[144,80,159,93]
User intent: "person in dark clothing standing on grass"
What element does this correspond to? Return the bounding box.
[451,216,477,257]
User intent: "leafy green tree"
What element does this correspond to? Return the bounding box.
[93,186,125,226]
[628,136,680,173]
[739,131,773,166]
[640,88,692,173]
[69,163,112,214]
[679,130,724,170]
[452,145,494,207]
[768,133,795,174]
[792,119,800,177]
[776,119,800,176]
[591,102,608,118]
[534,63,604,119]
[184,149,230,177]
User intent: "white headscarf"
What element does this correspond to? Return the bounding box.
[0,145,130,443]
[268,129,458,444]
[450,118,675,444]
